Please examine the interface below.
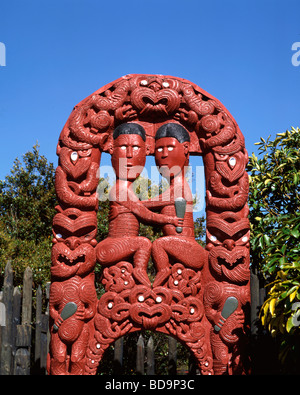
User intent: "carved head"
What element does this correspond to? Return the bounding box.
[155,123,190,178]
[206,213,250,283]
[109,123,148,181]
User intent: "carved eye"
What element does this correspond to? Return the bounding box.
[209,235,217,242]
[133,146,139,151]
[242,236,248,243]
[120,146,126,150]
[157,147,163,152]
[168,147,174,151]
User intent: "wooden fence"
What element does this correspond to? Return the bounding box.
[0,261,267,375]
[0,262,50,375]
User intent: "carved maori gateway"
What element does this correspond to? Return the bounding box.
[48,74,250,375]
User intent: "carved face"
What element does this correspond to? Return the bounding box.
[206,215,250,283]
[155,137,189,178]
[206,216,250,250]
[111,134,146,181]
[52,208,97,249]
[51,242,96,279]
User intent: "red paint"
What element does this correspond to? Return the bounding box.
[48,74,250,375]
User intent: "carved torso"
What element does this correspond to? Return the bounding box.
[49,74,250,376]
[108,202,140,237]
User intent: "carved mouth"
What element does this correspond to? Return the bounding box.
[58,254,85,266]
[130,303,172,329]
[159,164,169,169]
[140,101,169,115]
[217,255,245,269]
[209,246,249,283]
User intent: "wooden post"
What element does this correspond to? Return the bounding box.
[114,337,124,374]
[146,336,155,375]
[0,292,5,354]
[35,285,42,367]
[22,267,32,326]
[14,325,31,374]
[250,266,260,336]
[44,282,51,372]
[0,262,14,375]
[136,334,144,375]
[13,267,32,375]
[168,336,177,375]
[0,297,5,327]
[12,287,21,366]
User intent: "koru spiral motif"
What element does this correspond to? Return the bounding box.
[47,74,250,375]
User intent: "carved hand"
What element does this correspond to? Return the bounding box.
[53,315,64,330]
[167,216,184,227]
[76,305,86,321]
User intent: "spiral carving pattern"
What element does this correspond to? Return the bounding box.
[49,74,250,376]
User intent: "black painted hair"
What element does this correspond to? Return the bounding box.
[113,123,146,142]
[155,123,190,143]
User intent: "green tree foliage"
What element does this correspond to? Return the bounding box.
[247,127,300,371]
[0,144,56,286]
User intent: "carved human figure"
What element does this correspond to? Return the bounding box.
[203,282,249,374]
[96,122,182,287]
[142,123,208,286]
[51,74,250,376]
[49,209,98,375]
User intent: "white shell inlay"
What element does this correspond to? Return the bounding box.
[229,157,236,167]
[71,152,78,162]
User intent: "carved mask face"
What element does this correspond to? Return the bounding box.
[52,208,97,249]
[206,215,250,283]
[155,137,189,178]
[111,134,146,181]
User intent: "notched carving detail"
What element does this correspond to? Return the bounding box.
[48,74,250,376]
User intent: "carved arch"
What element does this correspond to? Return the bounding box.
[48,74,250,375]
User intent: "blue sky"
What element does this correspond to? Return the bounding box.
[0,0,299,190]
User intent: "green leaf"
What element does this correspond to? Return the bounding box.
[279,256,286,267]
[286,316,294,333]
[291,229,300,238]
[264,234,271,246]
[280,244,287,255]
[269,298,277,316]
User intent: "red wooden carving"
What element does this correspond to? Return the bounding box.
[47,74,250,375]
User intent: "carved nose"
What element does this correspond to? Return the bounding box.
[162,147,168,157]
[126,147,133,158]
[65,237,81,250]
[223,239,235,251]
